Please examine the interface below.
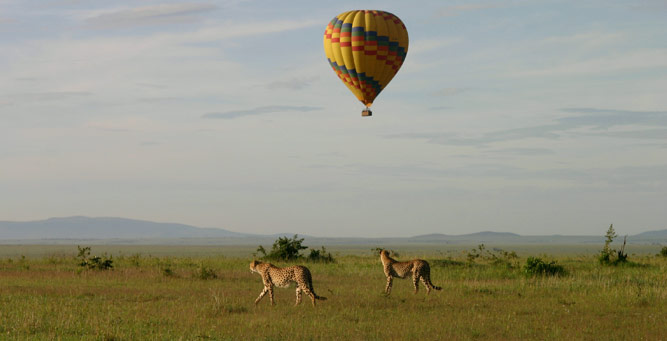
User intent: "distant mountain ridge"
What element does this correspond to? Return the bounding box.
[0,216,665,244]
[0,216,246,239]
[633,229,667,238]
[412,231,521,239]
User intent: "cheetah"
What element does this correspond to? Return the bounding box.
[249,260,327,306]
[380,249,442,295]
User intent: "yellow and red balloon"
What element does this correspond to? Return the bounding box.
[323,10,409,116]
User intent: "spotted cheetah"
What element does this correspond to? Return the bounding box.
[249,260,327,306]
[380,249,442,295]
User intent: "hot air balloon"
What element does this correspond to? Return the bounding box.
[323,10,409,117]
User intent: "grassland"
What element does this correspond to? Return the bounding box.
[0,245,665,340]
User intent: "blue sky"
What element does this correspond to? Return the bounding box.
[1,0,666,237]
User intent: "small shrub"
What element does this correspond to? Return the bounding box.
[431,258,465,267]
[598,224,629,265]
[659,246,667,258]
[162,267,175,277]
[129,253,142,267]
[77,246,113,271]
[523,257,565,277]
[465,244,518,268]
[465,244,484,264]
[490,249,518,268]
[157,259,177,277]
[194,263,217,280]
[19,255,29,270]
[47,254,65,265]
[307,246,335,263]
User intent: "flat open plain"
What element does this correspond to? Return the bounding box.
[1,244,665,340]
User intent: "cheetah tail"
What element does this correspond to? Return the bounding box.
[306,287,327,301]
[427,278,442,291]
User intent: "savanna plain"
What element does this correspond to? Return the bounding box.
[0,244,665,340]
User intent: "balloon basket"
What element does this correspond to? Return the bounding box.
[362,108,372,117]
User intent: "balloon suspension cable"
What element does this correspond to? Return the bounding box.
[361,106,372,117]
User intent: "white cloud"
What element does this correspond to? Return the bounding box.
[2,91,91,102]
[203,105,322,119]
[512,48,667,77]
[84,3,218,28]
[1,15,323,109]
[436,3,501,17]
[431,88,466,97]
[385,108,667,147]
[183,18,321,42]
[630,1,667,11]
[267,76,319,90]
[539,32,624,47]
[407,37,462,56]
[84,117,161,132]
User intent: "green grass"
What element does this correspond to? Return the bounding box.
[0,245,665,340]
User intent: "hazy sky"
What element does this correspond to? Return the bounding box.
[2,0,666,237]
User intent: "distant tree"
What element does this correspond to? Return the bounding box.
[256,235,308,261]
[660,246,667,257]
[255,235,334,262]
[598,224,628,265]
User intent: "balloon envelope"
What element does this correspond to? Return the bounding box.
[323,10,409,110]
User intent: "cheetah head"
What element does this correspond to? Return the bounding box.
[249,260,260,273]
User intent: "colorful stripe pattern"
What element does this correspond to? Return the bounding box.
[323,10,409,107]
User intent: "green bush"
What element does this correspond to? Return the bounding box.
[256,235,335,263]
[194,263,217,280]
[598,224,628,265]
[77,246,113,271]
[162,267,175,277]
[523,257,565,277]
[659,246,667,258]
[128,253,142,267]
[157,258,177,277]
[307,246,335,263]
[465,244,518,268]
[431,258,466,267]
[256,235,308,261]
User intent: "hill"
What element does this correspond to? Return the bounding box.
[0,216,246,240]
[0,217,665,245]
[632,229,667,238]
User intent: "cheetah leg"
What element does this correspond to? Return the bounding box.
[254,287,269,305]
[385,276,393,295]
[268,285,275,306]
[412,273,420,294]
[295,287,303,306]
[302,286,317,307]
[420,276,431,294]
